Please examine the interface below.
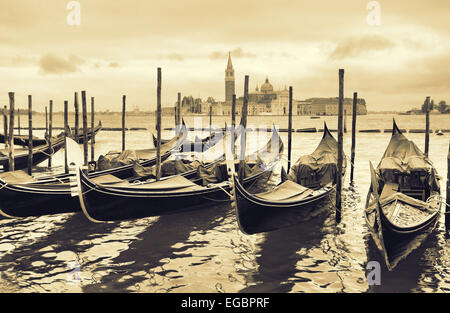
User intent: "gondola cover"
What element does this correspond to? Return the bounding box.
[376,126,440,192]
[287,126,343,188]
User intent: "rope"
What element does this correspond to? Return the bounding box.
[426,195,450,212]
[206,182,233,197]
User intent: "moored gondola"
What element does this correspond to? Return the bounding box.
[0,121,102,147]
[0,136,66,172]
[364,120,441,271]
[75,126,283,222]
[230,123,345,234]
[0,127,187,218]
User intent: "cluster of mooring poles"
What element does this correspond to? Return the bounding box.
[2,91,97,175]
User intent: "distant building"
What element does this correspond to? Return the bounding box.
[220,77,290,116]
[297,98,367,116]
[175,54,367,116]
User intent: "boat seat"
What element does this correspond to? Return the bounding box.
[91,174,125,185]
[0,170,37,184]
[256,180,314,201]
[380,182,399,200]
[109,174,206,191]
[399,188,425,201]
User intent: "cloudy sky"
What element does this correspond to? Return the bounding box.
[1,0,449,112]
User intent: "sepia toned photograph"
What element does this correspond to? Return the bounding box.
[0,0,448,300]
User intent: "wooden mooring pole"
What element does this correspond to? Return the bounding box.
[8,92,15,171]
[287,86,293,173]
[48,100,53,167]
[231,94,236,155]
[18,108,21,136]
[344,109,347,133]
[446,143,449,232]
[74,92,79,143]
[91,97,95,163]
[176,92,181,133]
[336,69,344,223]
[64,100,69,173]
[350,92,358,183]
[177,92,181,127]
[209,105,212,137]
[240,76,249,161]
[425,96,430,156]
[231,94,236,129]
[81,91,88,166]
[45,106,48,139]
[3,105,8,149]
[156,68,162,181]
[27,96,33,175]
[122,95,126,151]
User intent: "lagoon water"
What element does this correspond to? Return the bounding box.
[0,113,448,293]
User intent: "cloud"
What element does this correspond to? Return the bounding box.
[167,53,184,61]
[329,35,395,60]
[109,62,120,68]
[39,53,84,74]
[209,47,256,60]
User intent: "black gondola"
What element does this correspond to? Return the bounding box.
[0,121,102,147]
[0,127,187,218]
[0,136,66,172]
[364,120,441,270]
[75,127,283,222]
[230,123,345,235]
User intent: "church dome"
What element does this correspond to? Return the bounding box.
[260,77,273,93]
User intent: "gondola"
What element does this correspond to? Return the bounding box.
[75,126,283,222]
[152,129,222,153]
[0,121,102,147]
[364,120,441,271]
[0,127,187,218]
[0,136,67,172]
[230,123,345,235]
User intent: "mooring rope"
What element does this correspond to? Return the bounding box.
[426,195,450,212]
[206,182,233,197]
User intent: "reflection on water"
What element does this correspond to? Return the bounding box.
[0,114,448,293]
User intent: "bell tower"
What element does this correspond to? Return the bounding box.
[225,52,235,102]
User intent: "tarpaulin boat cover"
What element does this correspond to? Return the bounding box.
[287,128,343,188]
[196,159,263,186]
[97,150,144,171]
[96,140,176,171]
[377,128,440,190]
[132,159,204,178]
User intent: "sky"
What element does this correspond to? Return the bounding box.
[1,0,450,112]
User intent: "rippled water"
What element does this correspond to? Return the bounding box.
[0,114,448,293]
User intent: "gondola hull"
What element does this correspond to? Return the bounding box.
[0,137,66,171]
[0,184,79,218]
[364,192,440,271]
[234,175,335,234]
[0,131,185,218]
[0,123,102,147]
[77,127,283,222]
[78,165,273,221]
[364,120,442,270]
